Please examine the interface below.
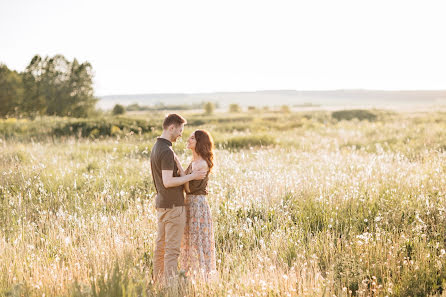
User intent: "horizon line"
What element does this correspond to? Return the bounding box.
[97,88,446,97]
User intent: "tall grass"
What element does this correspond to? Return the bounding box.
[1,110,446,296]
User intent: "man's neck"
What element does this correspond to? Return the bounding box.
[160,132,172,142]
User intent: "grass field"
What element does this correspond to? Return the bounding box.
[1,109,446,296]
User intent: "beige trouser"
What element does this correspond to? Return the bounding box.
[153,206,186,284]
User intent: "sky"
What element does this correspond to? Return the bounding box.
[1,0,445,96]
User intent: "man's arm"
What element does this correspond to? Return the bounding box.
[184,161,208,192]
[160,149,207,188]
[162,169,207,188]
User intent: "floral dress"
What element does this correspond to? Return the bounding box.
[180,163,217,280]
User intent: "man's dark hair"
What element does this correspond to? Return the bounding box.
[163,113,187,130]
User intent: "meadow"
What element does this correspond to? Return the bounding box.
[1,108,446,296]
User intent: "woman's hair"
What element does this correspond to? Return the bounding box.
[194,129,214,172]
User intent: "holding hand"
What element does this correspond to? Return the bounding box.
[191,170,207,180]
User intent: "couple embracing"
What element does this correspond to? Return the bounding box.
[150,113,217,284]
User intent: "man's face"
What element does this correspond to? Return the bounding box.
[171,124,184,142]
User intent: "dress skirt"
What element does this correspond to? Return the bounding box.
[180,194,217,280]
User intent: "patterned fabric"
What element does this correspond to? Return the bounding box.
[180,194,217,280]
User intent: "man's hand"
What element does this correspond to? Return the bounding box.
[190,170,207,180]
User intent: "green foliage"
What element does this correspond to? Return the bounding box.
[21,56,47,117]
[90,264,129,297]
[0,64,24,117]
[217,134,276,149]
[1,55,98,118]
[2,110,446,296]
[0,283,31,297]
[203,102,215,115]
[125,102,204,111]
[53,118,154,138]
[112,104,126,116]
[125,103,141,111]
[280,105,290,113]
[332,109,377,121]
[393,256,446,297]
[70,263,153,297]
[229,103,241,113]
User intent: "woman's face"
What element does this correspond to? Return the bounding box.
[186,132,197,150]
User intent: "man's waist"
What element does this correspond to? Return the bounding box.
[155,193,185,208]
[156,203,184,210]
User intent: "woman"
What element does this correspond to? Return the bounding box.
[174,129,217,280]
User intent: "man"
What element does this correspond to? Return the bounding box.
[150,113,207,284]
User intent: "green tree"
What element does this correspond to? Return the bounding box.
[67,58,98,117]
[22,54,97,118]
[22,55,47,117]
[0,64,24,117]
[112,104,126,115]
[204,102,215,115]
[42,55,72,116]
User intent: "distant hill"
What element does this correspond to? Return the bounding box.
[98,90,446,110]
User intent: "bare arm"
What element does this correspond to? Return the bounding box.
[162,169,207,188]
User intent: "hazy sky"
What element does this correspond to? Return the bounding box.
[1,0,445,95]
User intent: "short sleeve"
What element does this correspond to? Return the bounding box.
[160,149,175,170]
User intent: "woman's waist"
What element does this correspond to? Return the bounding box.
[186,193,208,198]
[185,193,208,202]
[187,187,208,195]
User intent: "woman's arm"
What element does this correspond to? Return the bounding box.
[162,154,206,189]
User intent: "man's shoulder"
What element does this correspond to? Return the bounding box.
[152,140,170,152]
[151,141,170,160]
[161,147,174,157]
[153,144,173,158]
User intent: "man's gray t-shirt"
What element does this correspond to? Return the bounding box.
[150,138,185,208]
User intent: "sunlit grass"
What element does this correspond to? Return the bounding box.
[1,110,446,296]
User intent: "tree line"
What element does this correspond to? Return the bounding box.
[0,55,97,118]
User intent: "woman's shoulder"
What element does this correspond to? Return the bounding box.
[193,159,209,171]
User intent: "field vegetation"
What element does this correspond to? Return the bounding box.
[1,109,446,296]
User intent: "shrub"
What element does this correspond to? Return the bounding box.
[112,104,125,116]
[281,105,291,113]
[204,102,215,115]
[216,134,276,149]
[53,118,154,138]
[332,109,377,121]
[229,104,241,113]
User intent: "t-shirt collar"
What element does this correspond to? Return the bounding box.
[157,137,172,147]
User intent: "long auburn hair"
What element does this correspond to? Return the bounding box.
[194,129,214,172]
